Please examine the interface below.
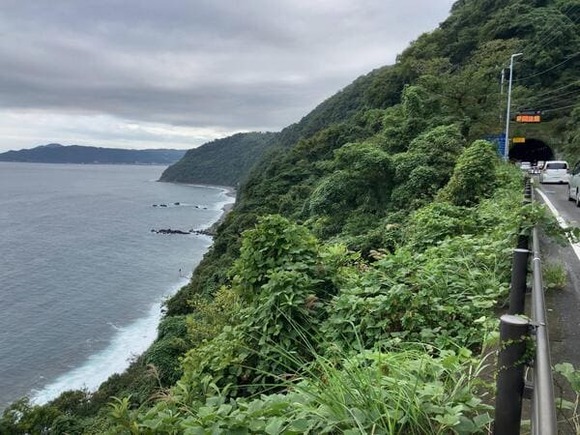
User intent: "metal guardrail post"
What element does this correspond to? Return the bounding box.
[518,182,531,251]
[524,183,532,199]
[517,233,529,250]
[508,248,529,315]
[494,314,530,435]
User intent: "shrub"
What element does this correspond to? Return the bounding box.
[405,202,477,250]
[390,124,465,209]
[230,214,320,302]
[438,140,499,206]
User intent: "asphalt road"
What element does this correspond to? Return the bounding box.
[534,181,580,383]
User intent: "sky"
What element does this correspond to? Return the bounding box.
[0,0,457,153]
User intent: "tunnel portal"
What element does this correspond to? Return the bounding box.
[509,139,554,164]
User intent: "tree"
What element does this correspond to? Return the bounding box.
[438,139,500,206]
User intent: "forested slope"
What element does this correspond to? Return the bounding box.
[160,66,400,187]
[159,132,277,187]
[4,0,580,433]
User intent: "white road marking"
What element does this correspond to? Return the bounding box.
[536,188,580,261]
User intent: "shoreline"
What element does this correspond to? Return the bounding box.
[150,185,235,237]
[27,183,235,407]
[207,190,235,235]
[163,181,236,236]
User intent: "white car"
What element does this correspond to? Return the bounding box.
[539,160,569,184]
[520,161,532,172]
[568,161,580,205]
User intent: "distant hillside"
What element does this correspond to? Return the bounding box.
[159,132,278,186]
[0,143,187,165]
[160,69,390,186]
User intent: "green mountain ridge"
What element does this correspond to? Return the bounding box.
[159,132,278,186]
[5,0,580,432]
[159,67,391,187]
[0,144,187,165]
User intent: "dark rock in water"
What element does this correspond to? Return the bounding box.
[195,205,199,208]
[160,204,168,207]
[151,226,215,237]
[174,202,180,205]
[152,228,190,235]
[152,204,158,207]
[189,228,213,237]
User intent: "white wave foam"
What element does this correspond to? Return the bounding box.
[30,276,190,405]
[27,187,231,405]
[185,184,235,212]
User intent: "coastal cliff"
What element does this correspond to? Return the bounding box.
[4,0,580,431]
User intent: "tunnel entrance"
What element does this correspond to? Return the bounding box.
[509,138,554,164]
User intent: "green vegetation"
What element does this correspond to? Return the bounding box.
[543,261,568,290]
[555,362,580,432]
[159,132,278,187]
[5,0,580,432]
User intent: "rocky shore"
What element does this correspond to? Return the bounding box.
[151,186,235,237]
[205,187,235,235]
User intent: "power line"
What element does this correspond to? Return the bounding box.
[513,52,580,82]
[526,3,580,55]
[531,79,580,99]
[542,102,580,113]
[501,5,580,91]
[534,99,578,111]
[518,92,580,111]
[530,87,580,107]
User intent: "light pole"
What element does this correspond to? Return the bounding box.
[504,52,523,160]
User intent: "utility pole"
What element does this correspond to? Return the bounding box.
[500,68,505,125]
[504,53,523,161]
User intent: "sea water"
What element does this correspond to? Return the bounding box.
[0,162,233,410]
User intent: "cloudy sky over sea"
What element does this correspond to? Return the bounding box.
[0,0,456,152]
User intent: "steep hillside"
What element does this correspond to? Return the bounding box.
[159,132,277,186]
[4,0,580,432]
[0,143,186,165]
[160,66,401,187]
[164,0,580,186]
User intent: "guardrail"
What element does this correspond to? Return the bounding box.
[493,179,557,435]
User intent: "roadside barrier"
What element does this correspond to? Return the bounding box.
[493,178,557,435]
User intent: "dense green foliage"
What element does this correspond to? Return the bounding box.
[437,140,498,206]
[5,0,580,432]
[93,153,523,435]
[159,132,277,187]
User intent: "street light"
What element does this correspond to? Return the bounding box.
[504,52,523,160]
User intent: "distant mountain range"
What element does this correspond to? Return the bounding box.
[0,143,187,165]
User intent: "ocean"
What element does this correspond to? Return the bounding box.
[0,162,232,410]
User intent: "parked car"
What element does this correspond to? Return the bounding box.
[519,161,532,172]
[539,160,569,184]
[568,161,580,205]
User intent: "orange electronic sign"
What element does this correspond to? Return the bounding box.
[515,111,541,123]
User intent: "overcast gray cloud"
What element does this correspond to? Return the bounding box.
[0,0,456,152]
